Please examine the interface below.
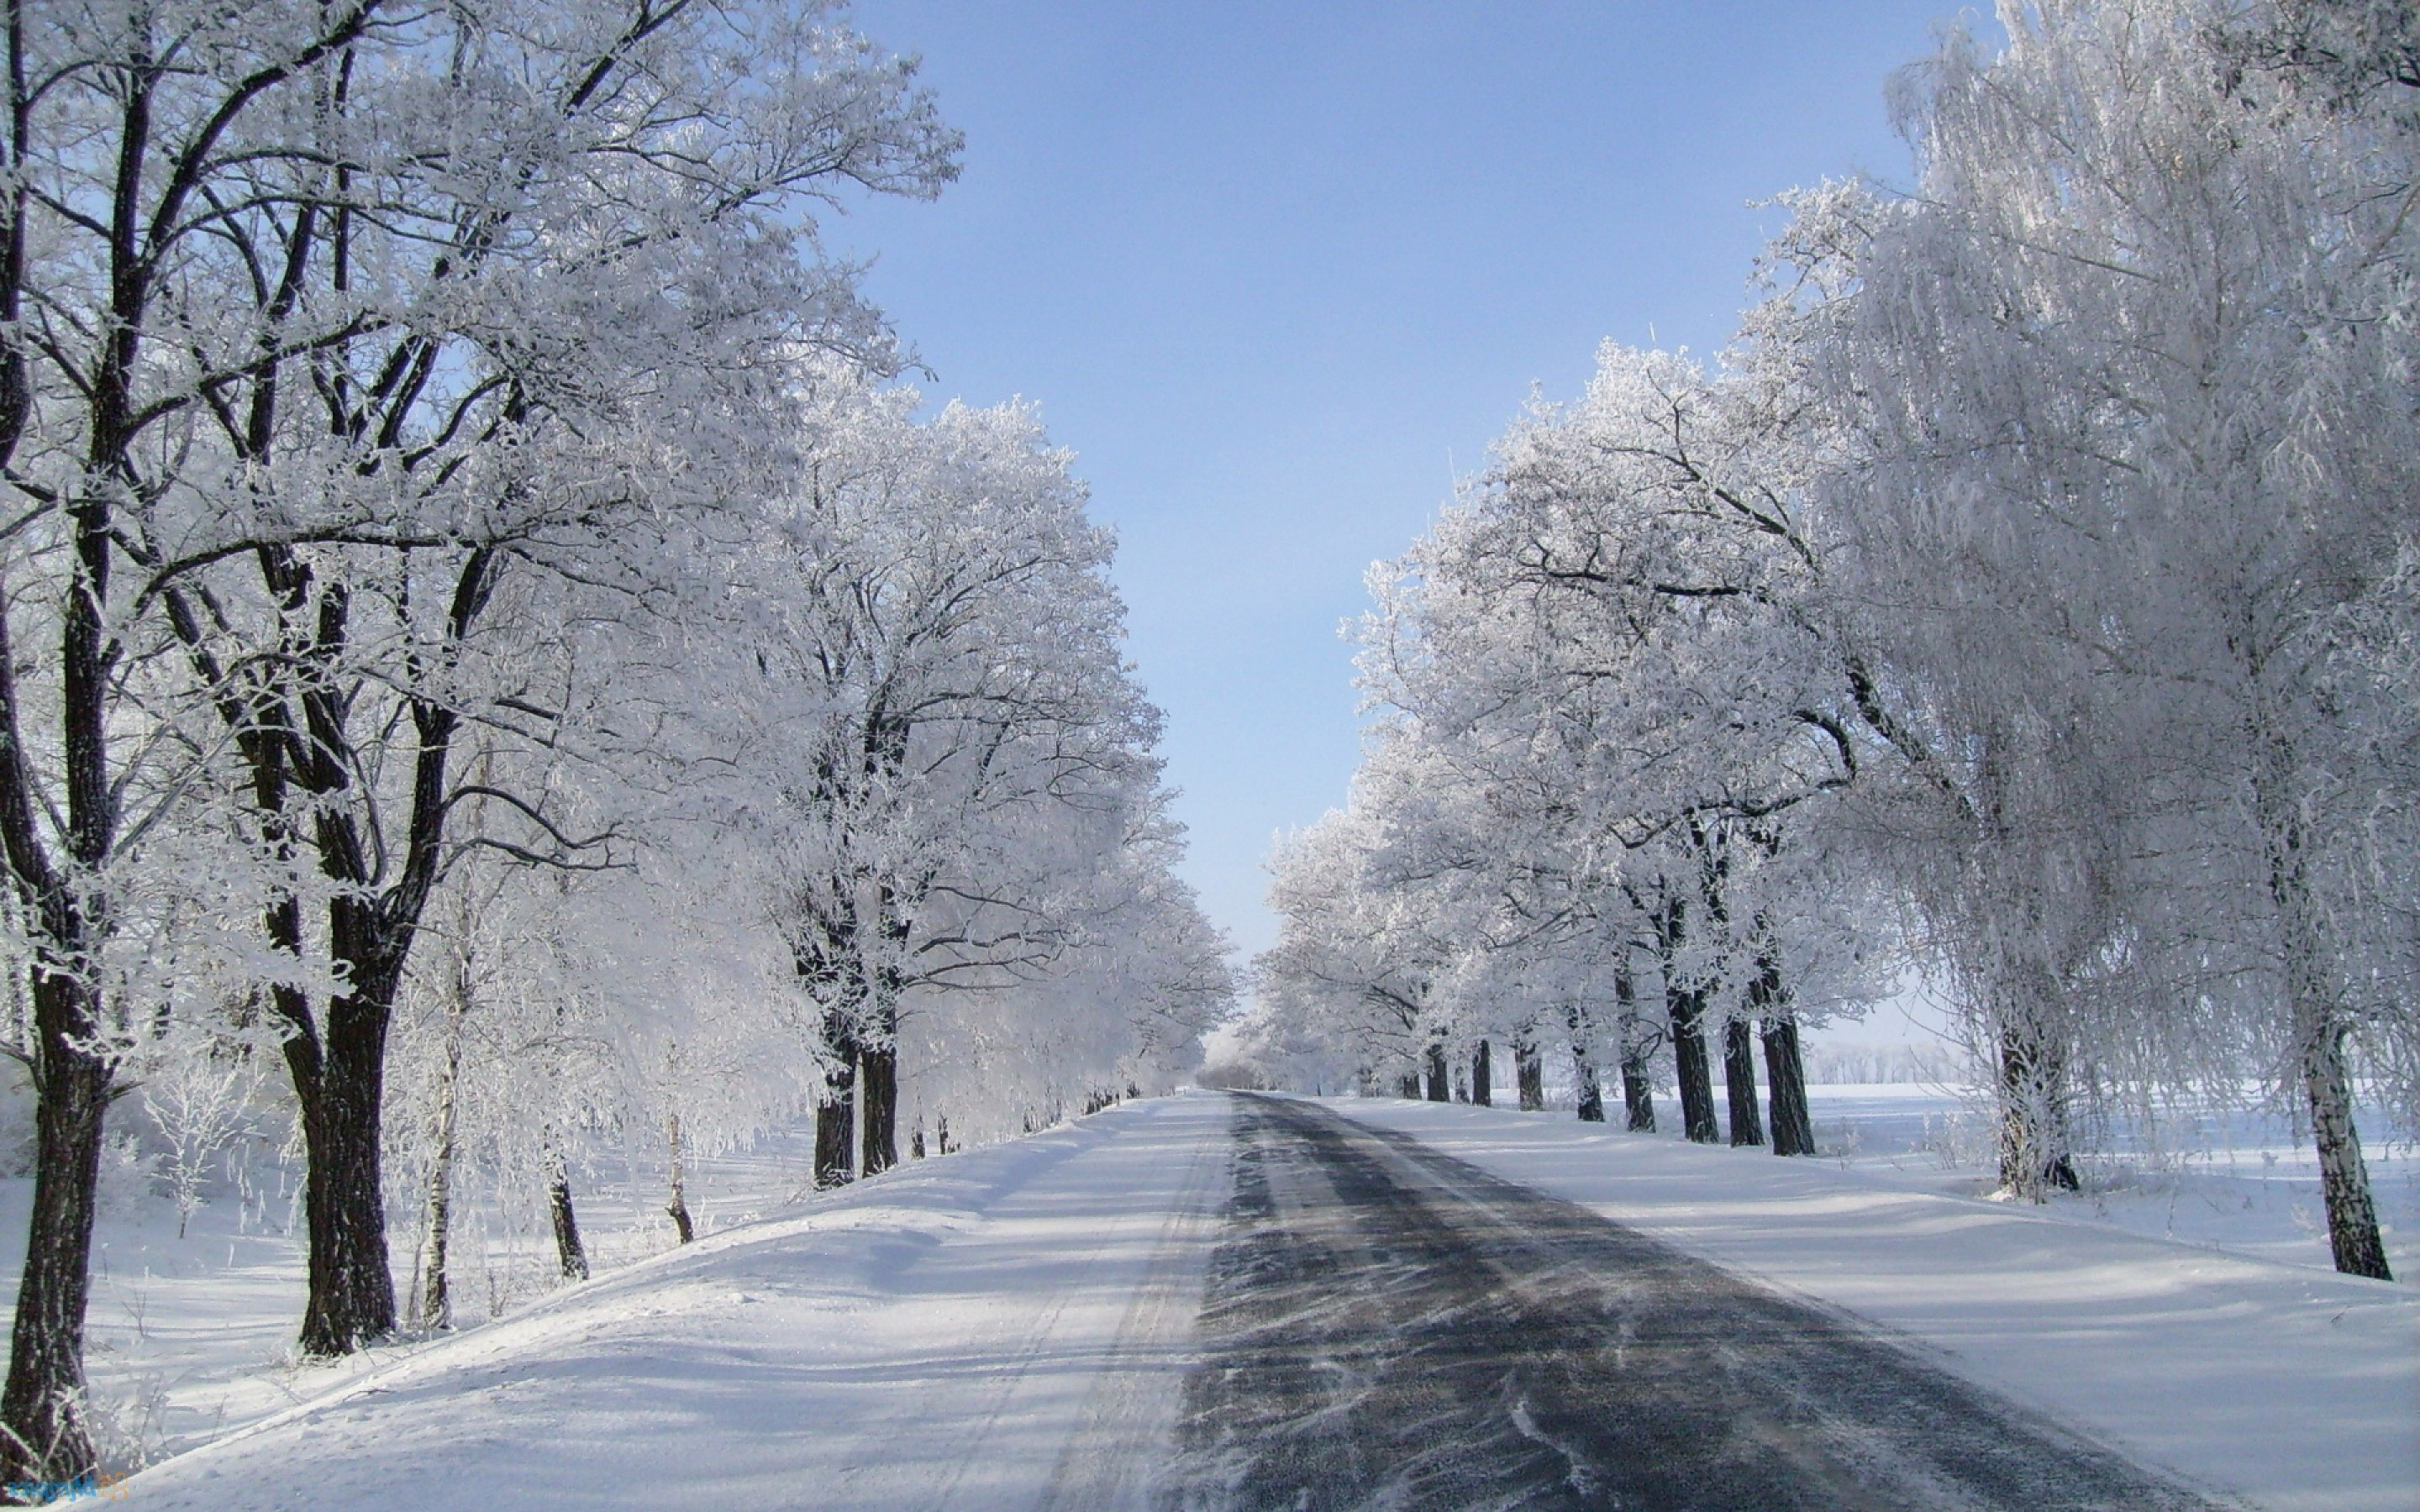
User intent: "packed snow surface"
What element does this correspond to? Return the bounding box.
[103,1090,2413,1512]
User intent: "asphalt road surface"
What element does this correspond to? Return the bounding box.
[1153,1094,2226,1512]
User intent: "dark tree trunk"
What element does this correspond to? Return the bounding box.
[2257,748,2392,1277]
[860,1036,897,1179]
[1669,989,1718,1144]
[1574,1058,1607,1122]
[1997,1020,2079,1197]
[545,1145,589,1282]
[1398,1072,1421,1100]
[292,921,402,1357]
[0,974,111,1484]
[1659,896,1718,1144]
[1744,926,1813,1156]
[1614,967,1656,1133]
[2300,1015,2389,1278]
[815,1034,857,1190]
[1423,1041,1449,1101]
[860,906,908,1178]
[287,548,491,1358]
[1674,835,1731,1147]
[1514,1039,1544,1110]
[1470,1040,1491,1106]
[0,286,134,1472]
[1760,1018,1816,1156]
[1619,1061,1656,1133]
[216,576,488,1362]
[0,24,137,1464]
[1723,1019,1765,1147]
[1567,1004,1605,1123]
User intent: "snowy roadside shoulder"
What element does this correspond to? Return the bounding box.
[1321,1096,2418,1512]
[113,1094,1228,1512]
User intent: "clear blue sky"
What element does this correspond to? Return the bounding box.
[837,1,1972,961]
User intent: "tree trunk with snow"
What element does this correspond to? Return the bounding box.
[285,908,408,1357]
[1760,1017,1816,1158]
[859,1043,897,1178]
[1723,1020,1765,1147]
[2294,1004,2390,1278]
[1614,968,1656,1133]
[1424,1040,1450,1101]
[1738,923,1813,1154]
[859,907,908,1179]
[1995,995,2081,1200]
[1655,897,1718,1143]
[1470,1040,1491,1106]
[0,974,112,1484]
[1670,999,1716,1143]
[666,1112,695,1246]
[816,1005,859,1190]
[413,980,468,1331]
[1567,1004,1606,1123]
[545,1143,589,1283]
[2259,737,2392,1278]
[1514,1040,1544,1111]
[1665,969,1718,1144]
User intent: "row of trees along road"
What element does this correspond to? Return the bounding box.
[1254,0,2416,1284]
[0,0,1232,1483]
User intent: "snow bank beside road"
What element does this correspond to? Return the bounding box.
[1323,1096,2417,1512]
[118,1094,1228,1512]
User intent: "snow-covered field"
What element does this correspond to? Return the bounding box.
[3,1084,2409,1509]
[0,1116,835,1465]
[1802,1082,2420,1278]
[1512,1074,2419,1279]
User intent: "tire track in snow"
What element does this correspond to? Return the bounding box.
[905,1094,1230,1512]
[1036,1095,1229,1511]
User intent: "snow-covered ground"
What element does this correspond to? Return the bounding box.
[1801,1081,2420,1278]
[1509,1073,2419,1278]
[113,1093,1228,1510]
[0,1118,835,1466]
[1328,1094,2419,1512]
[4,1084,2409,1509]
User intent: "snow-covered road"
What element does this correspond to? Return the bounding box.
[1160,1095,2219,1510]
[113,1090,2412,1511]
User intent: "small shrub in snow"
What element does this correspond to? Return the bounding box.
[1920,1110,1994,1173]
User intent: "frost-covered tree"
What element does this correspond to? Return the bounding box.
[701,384,1224,1184]
[135,0,954,1362]
[0,0,958,1461]
[1299,341,1879,1149]
[1785,0,2417,1273]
